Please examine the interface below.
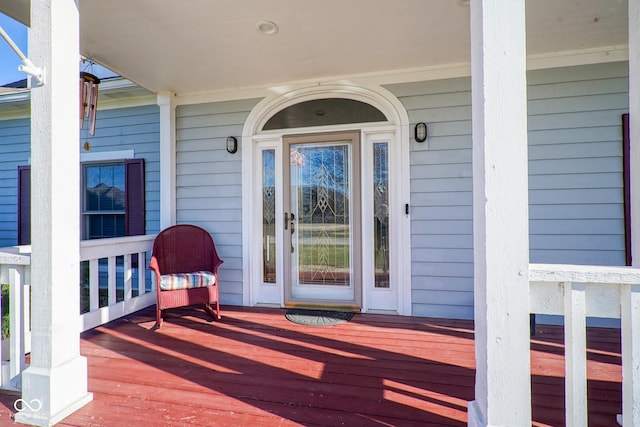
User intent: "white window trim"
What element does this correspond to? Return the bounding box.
[80,149,135,241]
[80,149,134,163]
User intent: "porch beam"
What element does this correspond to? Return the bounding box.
[15,0,92,425]
[158,92,177,229]
[467,0,531,426]
[631,0,640,266]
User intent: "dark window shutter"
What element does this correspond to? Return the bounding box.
[125,158,145,236]
[623,114,631,266]
[17,166,31,245]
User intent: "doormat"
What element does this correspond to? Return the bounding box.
[285,309,354,326]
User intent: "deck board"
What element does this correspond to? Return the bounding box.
[0,306,622,426]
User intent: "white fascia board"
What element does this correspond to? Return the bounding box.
[175,44,628,106]
[0,90,30,104]
[98,77,141,91]
[97,94,157,110]
[0,77,156,120]
[527,44,628,70]
[0,104,30,121]
[0,76,142,101]
[1,44,628,112]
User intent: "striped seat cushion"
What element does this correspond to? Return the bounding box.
[159,271,216,291]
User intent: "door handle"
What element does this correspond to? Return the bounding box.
[284,212,289,230]
[290,213,295,235]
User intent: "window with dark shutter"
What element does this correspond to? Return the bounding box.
[18,159,144,243]
[125,158,145,236]
[81,158,145,239]
[17,165,31,245]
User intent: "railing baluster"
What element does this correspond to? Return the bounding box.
[89,258,99,311]
[8,265,24,390]
[137,251,146,295]
[107,256,116,305]
[124,254,132,301]
[564,282,587,427]
[22,283,31,355]
[620,284,640,426]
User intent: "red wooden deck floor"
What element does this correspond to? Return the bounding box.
[0,306,622,426]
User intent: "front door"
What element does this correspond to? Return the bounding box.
[283,131,361,308]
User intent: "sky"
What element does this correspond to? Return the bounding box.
[0,12,28,86]
[1,12,118,87]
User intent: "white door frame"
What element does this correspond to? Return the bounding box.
[241,83,412,315]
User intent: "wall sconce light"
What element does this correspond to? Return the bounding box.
[414,122,428,143]
[226,136,238,154]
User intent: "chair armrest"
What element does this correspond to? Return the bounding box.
[213,257,224,274]
[149,255,163,292]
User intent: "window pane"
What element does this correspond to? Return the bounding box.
[85,166,101,211]
[80,261,90,314]
[84,164,125,212]
[85,214,126,240]
[262,150,276,283]
[98,258,108,308]
[115,256,125,303]
[373,143,390,288]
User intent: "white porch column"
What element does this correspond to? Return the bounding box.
[467,0,531,426]
[631,0,640,266]
[15,0,92,425]
[624,2,640,426]
[158,92,177,229]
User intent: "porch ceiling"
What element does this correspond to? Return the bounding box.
[2,0,629,96]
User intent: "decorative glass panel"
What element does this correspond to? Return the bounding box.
[263,98,387,130]
[373,143,390,288]
[291,143,350,286]
[262,150,277,283]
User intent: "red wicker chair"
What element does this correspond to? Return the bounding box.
[149,224,223,328]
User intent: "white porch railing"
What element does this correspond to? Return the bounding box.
[3,245,637,424]
[79,235,156,332]
[530,263,640,427]
[0,245,31,391]
[0,234,156,391]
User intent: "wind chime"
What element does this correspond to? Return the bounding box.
[79,71,100,135]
